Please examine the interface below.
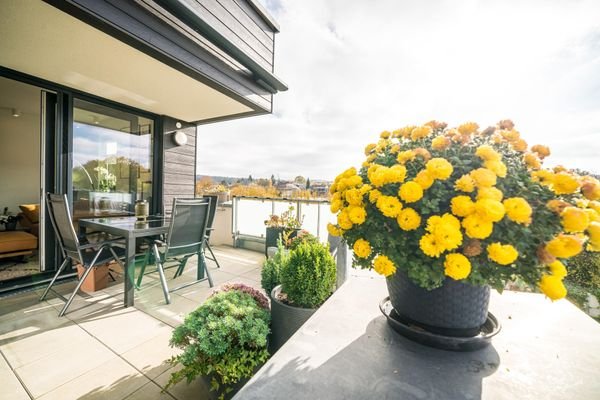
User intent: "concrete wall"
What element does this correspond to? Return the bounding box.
[0,111,40,214]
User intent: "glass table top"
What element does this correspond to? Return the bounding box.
[80,215,170,231]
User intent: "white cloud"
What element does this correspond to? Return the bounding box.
[197,0,600,180]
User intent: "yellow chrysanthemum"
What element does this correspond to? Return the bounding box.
[390,144,400,154]
[419,234,445,258]
[487,243,519,265]
[431,136,451,150]
[470,168,497,188]
[327,223,342,237]
[560,207,589,233]
[364,143,376,156]
[368,167,387,187]
[474,198,505,222]
[477,187,504,202]
[387,164,407,184]
[587,221,600,251]
[503,197,532,225]
[397,207,421,231]
[373,255,396,277]
[475,145,501,161]
[337,209,353,230]
[410,125,433,141]
[451,195,475,217]
[415,170,435,189]
[345,175,362,188]
[458,122,479,135]
[376,195,403,218]
[545,234,583,258]
[396,150,416,164]
[348,206,367,225]
[414,147,432,161]
[425,214,463,252]
[524,152,541,169]
[359,184,372,195]
[539,275,567,301]
[426,158,453,180]
[548,260,567,279]
[368,189,382,203]
[443,253,472,280]
[585,208,600,224]
[512,138,528,152]
[581,179,600,201]
[345,189,363,206]
[531,144,551,159]
[380,130,391,139]
[330,199,343,213]
[589,201,600,214]
[329,183,338,194]
[454,174,476,193]
[484,160,507,178]
[399,181,424,203]
[353,239,372,258]
[552,172,580,195]
[531,169,554,185]
[462,214,494,239]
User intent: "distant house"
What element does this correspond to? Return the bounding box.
[277,183,302,198]
[310,182,331,198]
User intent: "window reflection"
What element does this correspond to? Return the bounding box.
[72,99,153,220]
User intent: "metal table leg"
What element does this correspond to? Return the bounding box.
[124,234,136,307]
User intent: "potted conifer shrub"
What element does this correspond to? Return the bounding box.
[270,239,336,351]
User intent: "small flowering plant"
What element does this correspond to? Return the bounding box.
[264,206,303,229]
[327,120,600,300]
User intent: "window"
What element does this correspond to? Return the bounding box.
[72,99,154,219]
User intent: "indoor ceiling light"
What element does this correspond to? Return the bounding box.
[11,108,20,117]
[93,116,100,124]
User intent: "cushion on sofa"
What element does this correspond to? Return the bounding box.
[0,231,38,254]
[19,204,40,224]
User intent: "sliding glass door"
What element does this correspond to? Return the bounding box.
[71,99,154,221]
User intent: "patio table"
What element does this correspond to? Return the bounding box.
[78,215,170,307]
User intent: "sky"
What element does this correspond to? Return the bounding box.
[197,0,600,181]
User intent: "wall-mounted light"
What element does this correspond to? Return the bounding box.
[11,108,20,117]
[93,116,100,125]
[175,122,182,129]
[172,131,188,146]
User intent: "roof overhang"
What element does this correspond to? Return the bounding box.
[0,0,270,123]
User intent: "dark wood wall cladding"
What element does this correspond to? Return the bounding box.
[180,0,276,72]
[162,117,197,215]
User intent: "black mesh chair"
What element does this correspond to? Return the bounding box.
[202,195,221,269]
[140,198,214,304]
[39,193,125,317]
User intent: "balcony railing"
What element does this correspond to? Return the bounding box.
[231,196,334,244]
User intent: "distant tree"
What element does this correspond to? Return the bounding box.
[195,176,214,195]
[248,175,253,183]
[220,179,227,185]
[271,174,276,186]
[305,177,311,189]
[256,178,270,187]
[294,175,306,185]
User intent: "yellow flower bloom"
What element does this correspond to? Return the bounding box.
[539,275,567,301]
[426,158,453,180]
[414,147,432,161]
[477,187,504,202]
[531,144,550,159]
[475,145,501,161]
[531,169,554,185]
[330,199,343,213]
[387,164,407,184]
[415,170,435,189]
[327,223,342,237]
[451,195,475,217]
[348,206,367,225]
[399,181,424,203]
[545,234,583,258]
[552,172,580,195]
[353,239,372,258]
[585,208,600,223]
[368,167,388,187]
[500,129,520,142]
[487,243,519,265]
[380,130,391,139]
[396,150,416,164]
[444,253,472,280]
[524,152,541,169]
[431,136,451,150]
[359,184,372,195]
[337,209,353,230]
[373,255,396,277]
[581,179,600,201]
[390,144,400,154]
[474,198,505,222]
[345,175,362,188]
[397,207,421,231]
[364,143,376,156]
[548,260,567,279]
[511,138,528,152]
[425,214,463,252]
[454,175,475,193]
[560,207,589,233]
[368,189,382,203]
[462,215,494,239]
[503,197,532,225]
[587,221,600,251]
[376,195,403,218]
[342,167,357,178]
[457,122,479,135]
[345,188,363,206]
[410,125,433,141]
[470,168,497,188]
[394,126,416,138]
[329,183,338,194]
[484,160,507,178]
[589,201,600,214]
[419,234,445,258]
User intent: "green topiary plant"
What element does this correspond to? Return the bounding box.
[280,240,336,308]
[261,240,288,295]
[166,285,270,398]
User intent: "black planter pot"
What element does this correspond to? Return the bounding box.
[386,269,490,337]
[264,227,298,255]
[270,285,316,352]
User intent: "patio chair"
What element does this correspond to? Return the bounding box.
[139,198,214,304]
[202,195,221,269]
[39,193,125,317]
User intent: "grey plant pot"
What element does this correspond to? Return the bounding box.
[270,285,316,352]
